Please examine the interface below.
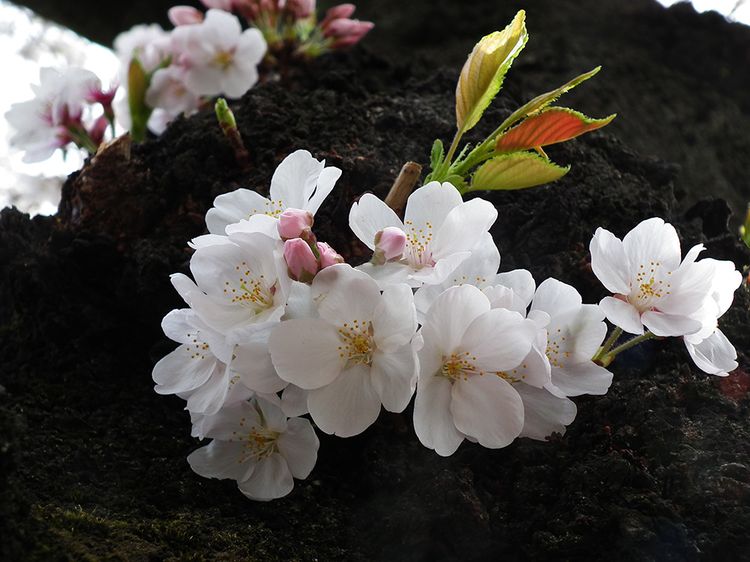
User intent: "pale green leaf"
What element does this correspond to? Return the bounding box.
[470,152,570,191]
[455,10,528,133]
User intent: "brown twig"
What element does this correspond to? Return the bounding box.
[385,161,422,213]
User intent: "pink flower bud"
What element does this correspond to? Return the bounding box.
[331,20,374,48]
[88,115,109,146]
[168,6,205,26]
[286,0,315,19]
[316,242,344,268]
[284,238,319,282]
[278,208,314,240]
[374,226,406,261]
[201,0,234,10]
[321,3,356,28]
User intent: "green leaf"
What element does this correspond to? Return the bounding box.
[127,57,153,142]
[430,138,445,170]
[495,67,603,138]
[470,152,569,191]
[455,10,528,133]
[496,107,616,153]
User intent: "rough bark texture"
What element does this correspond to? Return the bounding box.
[2,1,750,560]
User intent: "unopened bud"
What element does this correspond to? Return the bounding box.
[284,238,319,283]
[374,226,406,262]
[317,242,344,268]
[201,0,234,10]
[321,3,356,28]
[278,208,314,240]
[286,0,316,19]
[169,6,205,26]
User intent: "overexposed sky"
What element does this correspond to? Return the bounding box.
[0,0,748,216]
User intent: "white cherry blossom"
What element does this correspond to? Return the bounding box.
[206,150,342,235]
[590,217,712,337]
[517,278,613,397]
[188,397,319,501]
[349,181,498,287]
[114,24,171,74]
[154,309,287,415]
[268,264,419,437]
[413,233,534,319]
[171,9,267,98]
[414,284,539,456]
[171,231,290,345]
[5,67,102,162]
[683,258,743,376]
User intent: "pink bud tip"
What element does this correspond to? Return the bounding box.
[286,0,316,19]
[317,242,345,269]
[374,226,406,261]
[169,5,205,25]
[284,238,319,282]
[278,208,314,240]
[322,3,356,27]
[200,0,234,10]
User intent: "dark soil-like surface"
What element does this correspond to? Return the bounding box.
[3,1,750,560]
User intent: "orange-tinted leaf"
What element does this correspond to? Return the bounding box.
[496,108,615,153]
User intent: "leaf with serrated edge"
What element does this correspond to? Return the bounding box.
[496,67,602,139]
[471,152,569,191]
[455,10,528,132]
[496,108,615,153]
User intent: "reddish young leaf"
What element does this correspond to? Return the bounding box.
[495,107,615,153]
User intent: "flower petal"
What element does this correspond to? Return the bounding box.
[589,227,631,295]
[348,193,403,250]
[238,453,294,501]
[622,217,682,272]
[206,188,271,234]
[307,165,342,215]
[268,319,344,389]
[599,296,644,335]
[269,149,323,209]
[551,361,613,396]
[531,278,582,318]
[413,371,464,456]
[153,346,217,395]
[685,329,737,376]
[450,375,524,449]
[276,417,319,479]
[306,364,381,437]
[641,310,701,337]
[431,198,498,258]
[188,440,251,481]
[421,284,490,353]
[515,383,577,441]
[370,345,418,413]
[462,308,537,372]
[372,283,417,352]
[403,181,463,233]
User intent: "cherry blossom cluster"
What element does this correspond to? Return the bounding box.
[4,68,116,163]
[155,149,626,500]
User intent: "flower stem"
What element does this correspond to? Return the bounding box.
[594,326,623,361]
[597,331,656,367]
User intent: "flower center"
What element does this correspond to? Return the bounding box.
[403,220,436,269]
[249,198,285,219]
[628,261,672,311]
[186,331,211,360]
[545,328,570,368]
[337,320,374,367]
[223,262,277,314]
[440,351,483,382]
[214,50,235,69]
